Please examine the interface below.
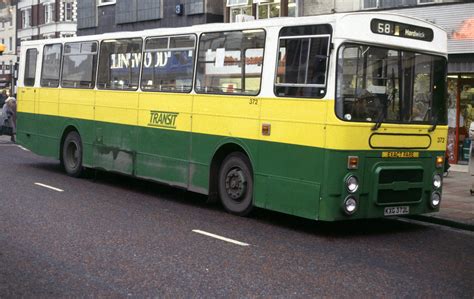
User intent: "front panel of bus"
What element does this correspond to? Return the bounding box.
[319,15,447,220]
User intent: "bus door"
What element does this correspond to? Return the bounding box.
[257,25,332,219]
[17,47,41,151]
[36,43,62,157]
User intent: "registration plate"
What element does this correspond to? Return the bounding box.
[384,206,409,216]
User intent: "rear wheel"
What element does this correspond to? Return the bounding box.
[218,152,254,216]
[62,131,84,177]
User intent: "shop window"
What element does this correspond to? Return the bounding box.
[257,1,280,19]
[460,81,474,162]
[288,0,297,17]
[195,29,265,95]
[227,0,248,5]
[363,0,415,9]
[230,1,253,23]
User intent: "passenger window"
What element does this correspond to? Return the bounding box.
[141,35,195,93]
[195,29,265,95]
[62,41,98,89]
[41,44,62,87]
[275,25,332,98]
[97,38,142,90]
[24,49,38,87]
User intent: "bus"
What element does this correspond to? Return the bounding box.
[16,12,448,221]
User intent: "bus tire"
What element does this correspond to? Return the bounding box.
[218,152,254,216]
[62,131,84,178]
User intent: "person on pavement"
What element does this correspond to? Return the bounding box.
[0,90,8,108]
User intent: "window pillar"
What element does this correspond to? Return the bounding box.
[281,0,288,17]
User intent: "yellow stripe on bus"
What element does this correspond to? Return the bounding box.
[17,87,448,151]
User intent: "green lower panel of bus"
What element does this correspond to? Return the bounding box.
[16,112,443,221]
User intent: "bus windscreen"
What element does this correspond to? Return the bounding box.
[336,43,447,126]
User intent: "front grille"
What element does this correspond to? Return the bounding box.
[378,189,423,204]
[379,169,423,184]
[376,168,424,205]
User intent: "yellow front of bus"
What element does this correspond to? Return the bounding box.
[319,15,448,220]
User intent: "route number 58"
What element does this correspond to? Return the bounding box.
[378,23,391,34]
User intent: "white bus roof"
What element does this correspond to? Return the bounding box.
[21,12,447,55]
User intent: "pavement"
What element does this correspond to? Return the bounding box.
[410,164,474,231]
[1,135,473,230]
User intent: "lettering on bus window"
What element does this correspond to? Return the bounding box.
[24,49,38,87]
[41,44,62,88]
[97,38,142,90]
[62,41,98,89]
[195,29,265,95]
[141,35,196,93]
[275,24,332,98]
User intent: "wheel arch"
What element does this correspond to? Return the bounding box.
[208,138,255,201]
[59,124,81,163]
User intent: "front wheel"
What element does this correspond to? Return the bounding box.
[218,152,254,216]
[62,131,84,177]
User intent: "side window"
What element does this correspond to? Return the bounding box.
[24,48,38,87]
[275,25,332,98]
[195,29,265,95]
[41,44,62,87]
[142,35,195,93]
[97,38,142,90]
[62,41,98,89]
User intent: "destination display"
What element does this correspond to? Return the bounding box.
[370,19,434,41]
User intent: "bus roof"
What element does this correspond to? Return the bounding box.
[20,11,447,55]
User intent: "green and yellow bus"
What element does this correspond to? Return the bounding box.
[17,12,448,221]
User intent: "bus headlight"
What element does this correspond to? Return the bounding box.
[433,174,442,189]
[346,175,359,193]
[343,196,358,215]
[430,192,441,208]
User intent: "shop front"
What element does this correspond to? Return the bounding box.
[225,0,297,22]
[448,73,474,165]
[444,6,474,165]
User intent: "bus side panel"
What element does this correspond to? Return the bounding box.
[190,94,260,194]
[34,88,60,158]
[59,88,96,166]
[94,90,138,175]
[254,142,323,219]
[257,98,328,220]
[135,92,192,188]
[17,87,38,152]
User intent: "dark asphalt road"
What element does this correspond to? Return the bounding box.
[1,140,473,297]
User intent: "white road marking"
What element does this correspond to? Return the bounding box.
[192,229,250,246]
[17,145,30,152]
[34,182,64,192]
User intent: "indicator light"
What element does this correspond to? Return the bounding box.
[347,156,359,170]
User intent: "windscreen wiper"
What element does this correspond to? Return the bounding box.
[428,115,438,132]
[372,109,385,131]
